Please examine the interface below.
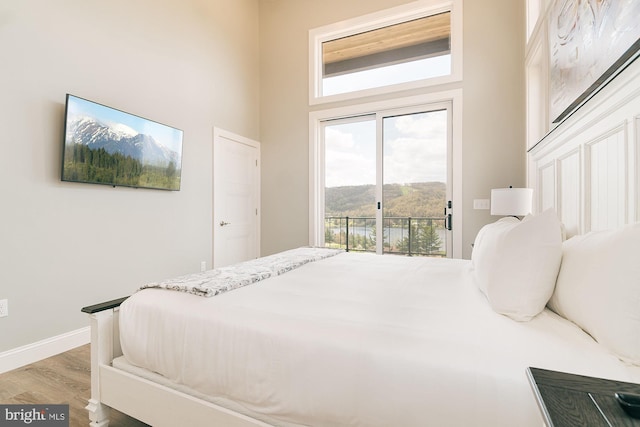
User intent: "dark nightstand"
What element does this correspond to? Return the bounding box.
[527,367,640,427]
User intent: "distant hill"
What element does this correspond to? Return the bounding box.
[325,182,446,218]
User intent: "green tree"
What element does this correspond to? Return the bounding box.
[396,220,442,255]
[417,221,442,254]
[325,228,335,244]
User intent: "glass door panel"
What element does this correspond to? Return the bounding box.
[382,110,448,256]
[323,117,377,252]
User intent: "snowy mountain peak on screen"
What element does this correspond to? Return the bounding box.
[111,123,138,138]
[66,116,179,167]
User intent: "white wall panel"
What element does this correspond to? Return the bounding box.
[528,57,640,235]
[635,117,640,222]
[558,149,581,236]
[586,128,627,231]
[538,162,556,213]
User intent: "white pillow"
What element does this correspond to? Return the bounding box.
[471,209,563,321]
[548,223,640,365]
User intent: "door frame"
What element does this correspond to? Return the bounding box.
[309,90,462,258]
[213,127,261,268]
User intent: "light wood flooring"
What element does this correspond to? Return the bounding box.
[0,344,148,426]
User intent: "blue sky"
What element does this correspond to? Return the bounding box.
[66,95,183,153]
[325,110,447,188]
[323,54,451,96]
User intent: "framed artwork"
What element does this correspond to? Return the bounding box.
[549,0,640,123]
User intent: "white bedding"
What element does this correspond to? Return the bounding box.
[119,252,640,426]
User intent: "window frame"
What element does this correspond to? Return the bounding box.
[309,91,463,258]
[308,0,463,105]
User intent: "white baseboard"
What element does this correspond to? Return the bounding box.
[0,327,90,374]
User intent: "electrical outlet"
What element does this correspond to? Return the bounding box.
[0,299,8,318]
[200,261,207,272]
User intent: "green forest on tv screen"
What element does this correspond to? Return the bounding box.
[62,143,180,190]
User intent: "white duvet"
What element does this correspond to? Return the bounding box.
[118,252,640,426]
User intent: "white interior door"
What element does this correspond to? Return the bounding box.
[213,128,260,268]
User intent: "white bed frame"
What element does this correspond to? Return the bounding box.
[82,299,270,427]
[82,58,640,427]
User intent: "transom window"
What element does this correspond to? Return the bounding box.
[309,0,461,104]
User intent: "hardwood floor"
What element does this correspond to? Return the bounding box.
[0,345,148,427]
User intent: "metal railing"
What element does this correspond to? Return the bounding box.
[324,216,446,257]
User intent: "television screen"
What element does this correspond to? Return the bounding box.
[61,94,183,191]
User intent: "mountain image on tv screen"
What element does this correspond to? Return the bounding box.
[61,95,183,191]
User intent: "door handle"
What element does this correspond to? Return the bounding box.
[219,221,231,227]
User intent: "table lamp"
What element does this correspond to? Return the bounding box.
[490,187,533,219]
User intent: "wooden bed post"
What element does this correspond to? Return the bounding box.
[82,297,128,427]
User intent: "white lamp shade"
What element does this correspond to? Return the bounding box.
[490,188,533,216]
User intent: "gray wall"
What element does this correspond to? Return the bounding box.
[259,0,526,260]
[462,1,527,257]
[0,0,260,352]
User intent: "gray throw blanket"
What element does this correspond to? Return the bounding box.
[139,247,343,297]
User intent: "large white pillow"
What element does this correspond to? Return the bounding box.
[471,209,563,321]
[548,223,640,365]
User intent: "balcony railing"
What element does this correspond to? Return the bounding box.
[324,216,447,257]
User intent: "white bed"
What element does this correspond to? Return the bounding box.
[82,45,640,427]
[84,245,640,427]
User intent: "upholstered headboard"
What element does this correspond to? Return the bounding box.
[528,58,640,238]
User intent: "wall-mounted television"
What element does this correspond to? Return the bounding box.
[61,94,183,191]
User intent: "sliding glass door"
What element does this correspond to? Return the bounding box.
[321,103,452,256]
